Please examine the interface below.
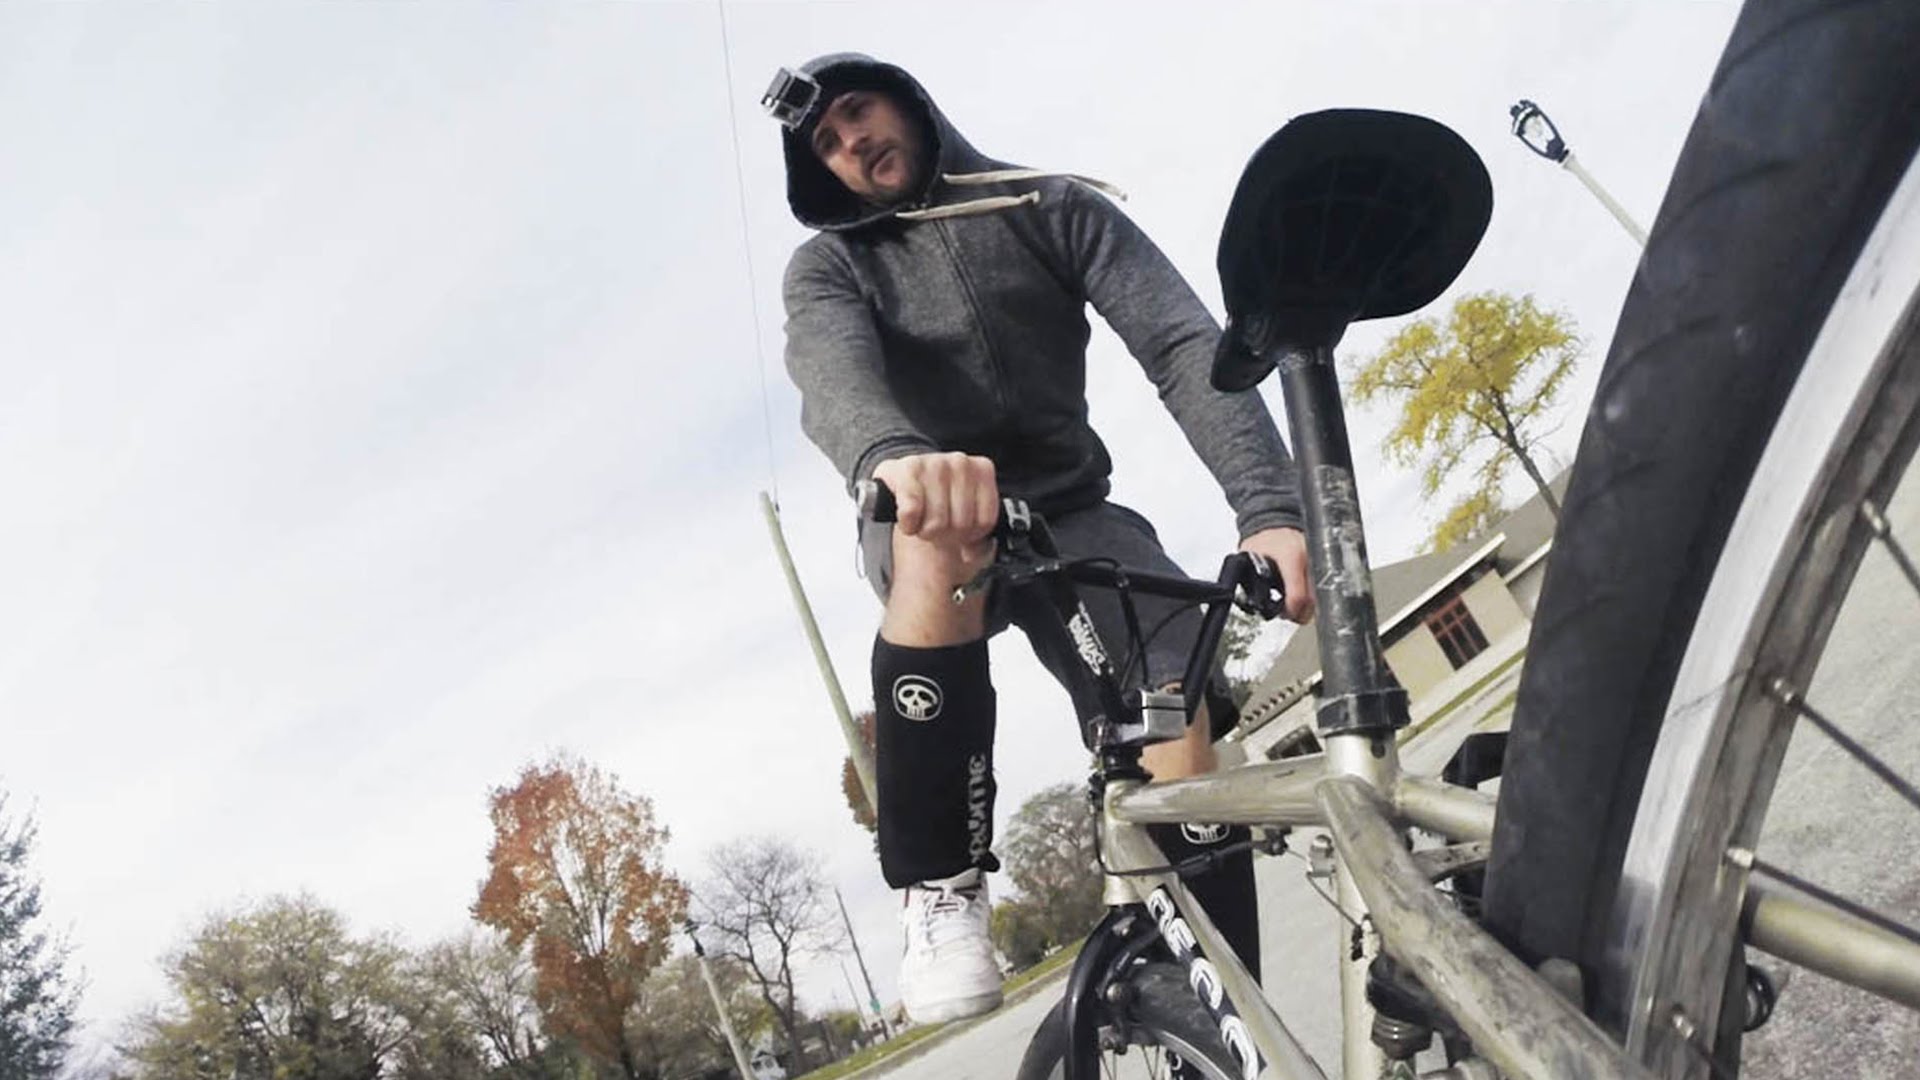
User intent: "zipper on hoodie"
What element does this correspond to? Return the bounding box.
[930,217,1012,415]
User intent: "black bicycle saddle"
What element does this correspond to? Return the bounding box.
[1212,109,1493,391]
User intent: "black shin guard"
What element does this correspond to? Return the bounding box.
[873,637,998,889]
[1148,823,1262,984]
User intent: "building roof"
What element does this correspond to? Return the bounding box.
[1238,470,1568,727]
[1488,471,1564,578]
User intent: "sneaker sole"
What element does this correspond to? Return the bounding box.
[906,990,1004,1024]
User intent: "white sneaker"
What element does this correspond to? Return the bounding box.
[899,868,1004,1023]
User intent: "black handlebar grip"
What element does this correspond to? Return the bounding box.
[854,479,898,523]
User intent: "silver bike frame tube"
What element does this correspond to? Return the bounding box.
[1742,873,1920,1010]
[1320,777,1658,1080]
[1396,775,1497,842]
[1105,752,1496,840]
[1105,735,1497,1076]
[1101,790,1330,1080]
[1107,753,1327,827]
[1323,731,1394,1080]
[1105,764,1658,1076]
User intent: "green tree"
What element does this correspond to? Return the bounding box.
[123,895,424,1080]
[814,1008,866,1060]
[988,900,1050,972]
[473,753,688,1080]
[0,795,79,1080]
[1348,291,1581,551]
[1001,783,1102,948]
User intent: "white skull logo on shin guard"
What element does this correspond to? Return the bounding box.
[1182,823,1230,845]
[892,675,944,722]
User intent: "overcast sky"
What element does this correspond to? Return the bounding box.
[1,0,1741,1059]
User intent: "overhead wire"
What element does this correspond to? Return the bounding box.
[715,0,783,508]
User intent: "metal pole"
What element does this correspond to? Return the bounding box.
[836,886,892,1037]
[1511,100,1649,249]
[1266,342,1409,738]
[687,925,758,1080]
[838,963,865,1024]
[1562,151,1649,248]
[760,491,878,812]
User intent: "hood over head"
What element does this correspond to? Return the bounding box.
[776,53,1002,232]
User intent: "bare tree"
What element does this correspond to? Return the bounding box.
[695,838,842,1070]
[417,931,545,1076]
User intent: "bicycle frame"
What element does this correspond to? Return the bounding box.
[1057,344,1657,1080]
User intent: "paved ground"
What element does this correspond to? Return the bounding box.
[1737,482,1920,1079]
[877,488,1920,1079]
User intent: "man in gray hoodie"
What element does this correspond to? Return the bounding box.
[767,53,1313,1023]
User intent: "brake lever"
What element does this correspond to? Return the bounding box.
[1234,551,1289,620]
[953,553,1060,604]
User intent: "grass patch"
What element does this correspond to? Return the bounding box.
[1397,648,1526,744]
[796,1022,948,1080]
[1004,938,1084,998]
[794,938,1085,1080]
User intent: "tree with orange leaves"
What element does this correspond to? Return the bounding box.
[473,753,688,1080]
[839,710,877,834]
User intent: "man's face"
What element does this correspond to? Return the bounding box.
[810,90,925,205]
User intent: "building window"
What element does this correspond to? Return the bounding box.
[1425,594,1489,669]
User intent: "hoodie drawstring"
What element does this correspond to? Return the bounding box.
[892,170,1127,222]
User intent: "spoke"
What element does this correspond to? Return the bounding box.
[1861,499,1920,596]
[1730,847,1920,949]
[1767,678,1920,816]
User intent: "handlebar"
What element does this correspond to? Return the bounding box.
[853,477,1287,742]
[852,478,1287,617]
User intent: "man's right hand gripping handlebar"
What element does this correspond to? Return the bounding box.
[858,453,1005,550]
[856,455,1033,607]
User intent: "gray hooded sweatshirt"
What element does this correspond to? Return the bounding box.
[779,54,1302,539]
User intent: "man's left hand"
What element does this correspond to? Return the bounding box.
[1239,527,1315,624]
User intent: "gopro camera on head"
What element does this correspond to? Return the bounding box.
[762,67,822,131]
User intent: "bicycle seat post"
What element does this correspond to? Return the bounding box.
[1263,330,1412,769]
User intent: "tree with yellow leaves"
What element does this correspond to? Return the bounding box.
[473,753,688,1080]
[1348,291,1581,551]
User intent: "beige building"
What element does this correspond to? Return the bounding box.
[1229,474,1566,761]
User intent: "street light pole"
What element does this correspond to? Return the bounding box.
[685,921,759,1079]
[835,887,892,1038]
[761,492,878,812]
[1510,99,1649,249]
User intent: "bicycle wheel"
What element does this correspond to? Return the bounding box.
[1015,963,1242,1080]
[1483,0,1920,1075]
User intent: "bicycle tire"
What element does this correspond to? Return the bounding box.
[1015,962,1242,1080]
[1483,0,1920,1073]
